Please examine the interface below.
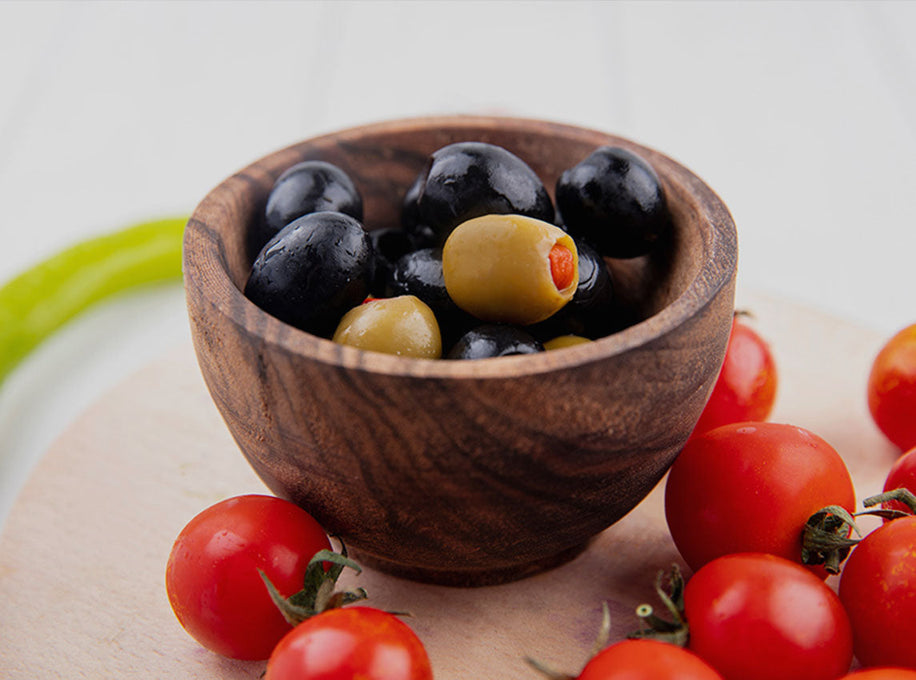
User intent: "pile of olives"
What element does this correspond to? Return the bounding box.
[244,142,672,360]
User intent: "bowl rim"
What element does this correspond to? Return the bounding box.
[184,114,737,379]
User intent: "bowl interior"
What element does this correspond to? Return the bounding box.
[203,116,725,369]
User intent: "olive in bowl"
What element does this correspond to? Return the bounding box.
[447,325,545,360]
[184,116,737,586]
[251,160,364,254]
[417,141,555,244]
[557,146,671,258]
[244,211,374,338]
[442,214,578,326]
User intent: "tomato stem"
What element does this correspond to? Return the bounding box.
[261,542,368,627]
[861,487,916,516]
[629,565,689,648]
[801,505,860,574]
[588,602,612,659]
[526,602,612,680]
[524,656,575,680]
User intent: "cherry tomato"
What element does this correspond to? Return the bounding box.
[684,553,853,680]
[868,324,916,451]
[839,516,916,669]
[265,606,433,680]
[665,422,856,574]
[577,639,723,680]
[691,317,777,438]
[839,670,916,679]
[881,446,916,518]
[166,494,331,660]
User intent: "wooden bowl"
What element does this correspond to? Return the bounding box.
[183,116,737,586]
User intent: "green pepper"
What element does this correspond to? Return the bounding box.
[0,217,188,386]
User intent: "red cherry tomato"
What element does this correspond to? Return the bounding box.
[839,516,916,668]
[166,494,331,660]
[839,670,916,679]
[577,639,722,680]
[881,446,916,518]
[665,422,856,574]
[684,553,853,680]
[265,606,433,680]
[691,317,777,437]
[868,324,916,451]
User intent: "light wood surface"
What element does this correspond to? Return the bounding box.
[0,292,898,678]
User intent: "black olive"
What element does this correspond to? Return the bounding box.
[401,172,437,250]
[387,248,475,343]
[531,241,616,339]
[244,211,373,337]
[446,325,545,360]
[252,161,364,254]
[369,227,414,296]
[418,142,554,243]
[556,146,671,258]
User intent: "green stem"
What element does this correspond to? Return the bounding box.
[0,217,187,386]
[588,602,612,659]
[262,545,368,627]
[862,488,916,515]
[629,565,690,647]
[524,657,574,680]
[526,603,611,680]
[801,505,861,574]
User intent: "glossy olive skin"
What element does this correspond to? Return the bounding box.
[556,146,671,258]
[387,248,475,343]
[244,212,373,337]
[532,241,615,339]
[543,335,591,350]
[252,161,364,254]
[369,227,414,296]
[418,142,554,243]
[447,325,545,360]
[332,295,442,359]
[401,172,437,249]
[442,214,578,326]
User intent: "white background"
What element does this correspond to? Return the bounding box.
[1,1,915,525]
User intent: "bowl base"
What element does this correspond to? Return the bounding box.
[350,541,590,588]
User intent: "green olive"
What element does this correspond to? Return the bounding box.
[543,335,592,350]
[332,295,442,359]
[442,214,578,325]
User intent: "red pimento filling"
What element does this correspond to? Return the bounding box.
[548,243,575,290]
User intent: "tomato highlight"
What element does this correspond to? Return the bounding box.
[881,447,916,519]
[665,422,857,575]
[868,323,916,451]
[577,639,723,680]
[839,515,916,669]
[265,607,433,680]
[691,316,777,438]
[165,495,331,660]
[683,554,853,680]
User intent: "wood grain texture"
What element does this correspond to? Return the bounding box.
[0,292,895,678]
[183,116,738,584]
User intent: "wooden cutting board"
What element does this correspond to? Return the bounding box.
[0,292,900,678]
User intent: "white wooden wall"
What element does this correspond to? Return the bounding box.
[1,0,914,522]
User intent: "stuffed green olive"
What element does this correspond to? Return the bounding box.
[442,215,578,325]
